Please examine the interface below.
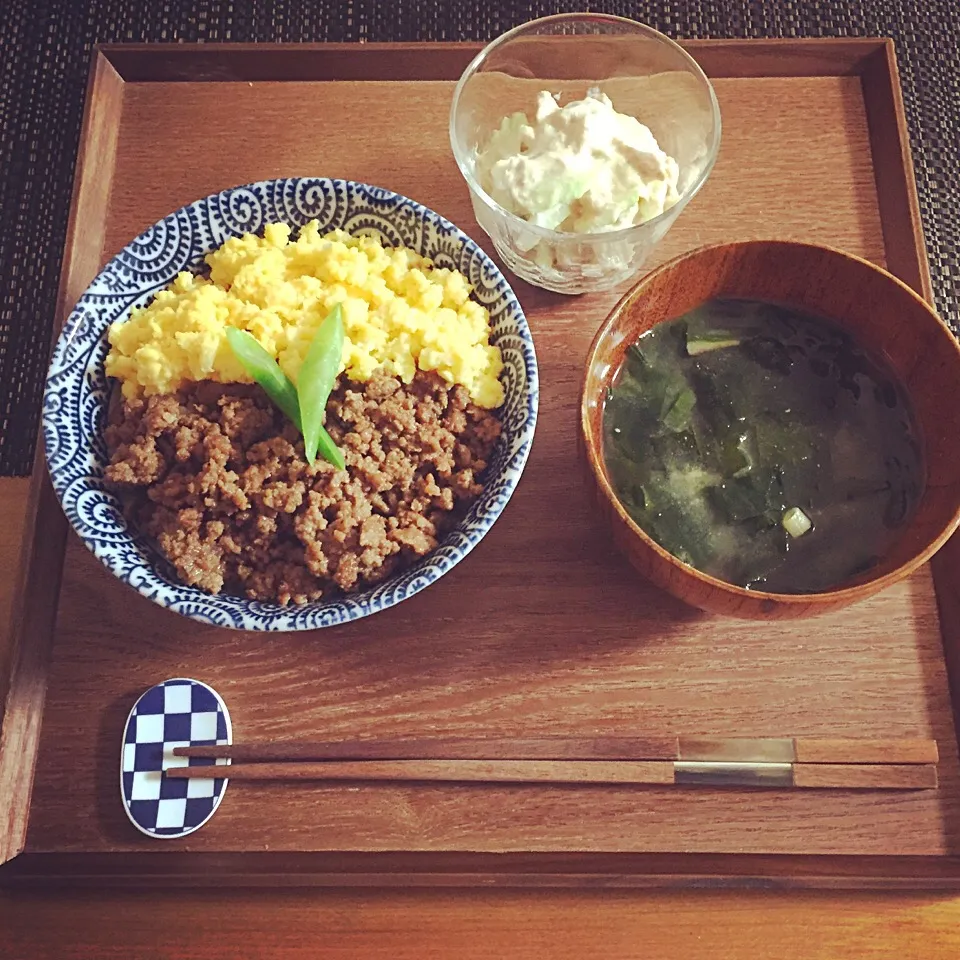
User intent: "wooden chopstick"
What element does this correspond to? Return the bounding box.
[175,737,682,762]
[173,737,939,765]
[164,758,938,790]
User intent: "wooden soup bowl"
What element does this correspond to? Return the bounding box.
[580,240,960,619]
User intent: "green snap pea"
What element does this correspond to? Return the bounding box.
[297,304,345,468]
[225,317,346,471]
[225,327,302,429]
[315,424,346,471]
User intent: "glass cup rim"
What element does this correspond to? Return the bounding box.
[448,12,723,244]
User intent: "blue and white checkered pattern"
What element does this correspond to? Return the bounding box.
[121,678,232,838]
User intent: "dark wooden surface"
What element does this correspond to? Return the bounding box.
[3,464,958,951]
[0,481,958,951]
[2,40,959,889]
[4,880,960,960]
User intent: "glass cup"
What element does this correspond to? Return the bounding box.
[449,14,722,294]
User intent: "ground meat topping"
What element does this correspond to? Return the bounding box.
[104,372,501,606]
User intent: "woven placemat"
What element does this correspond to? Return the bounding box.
[1,0,957,476]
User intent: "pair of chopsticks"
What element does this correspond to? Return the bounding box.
[166,736,939,790]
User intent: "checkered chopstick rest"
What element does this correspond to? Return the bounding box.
[121,678,232,838]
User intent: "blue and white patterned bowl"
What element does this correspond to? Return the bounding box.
[43,178,538,631]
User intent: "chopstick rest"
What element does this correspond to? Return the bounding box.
[120,678,232,839]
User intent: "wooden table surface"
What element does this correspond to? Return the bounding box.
[0,479,958,957]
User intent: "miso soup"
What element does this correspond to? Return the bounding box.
[602,298,925,593]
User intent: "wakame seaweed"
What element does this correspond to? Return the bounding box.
[602,298,925,593]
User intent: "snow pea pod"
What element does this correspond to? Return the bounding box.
[225,327,302,429]
[298,304,345,467]
[314,423,345,471]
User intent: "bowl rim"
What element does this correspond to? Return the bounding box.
[580,238,960,607]
[448,12,723,244]
[43,176,539,632]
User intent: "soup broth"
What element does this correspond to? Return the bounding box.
[602,298,925,593]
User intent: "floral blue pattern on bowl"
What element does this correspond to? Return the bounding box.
[43,178,538,631]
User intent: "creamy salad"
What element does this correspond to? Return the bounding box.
[475,89,681,235]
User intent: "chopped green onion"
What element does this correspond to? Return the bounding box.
[782,506,813,538]
[686,333,742,356]
[298,304,345,467]
[225,327,302,429]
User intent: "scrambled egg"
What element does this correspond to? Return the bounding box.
[105,221,505,408]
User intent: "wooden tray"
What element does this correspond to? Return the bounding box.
[3,39,960,889]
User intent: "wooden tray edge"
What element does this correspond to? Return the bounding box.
[96,37,890,83]
[5,851,960,891]
[2,39,958,885]
[0,48,122,866]
[861,40,933,301]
